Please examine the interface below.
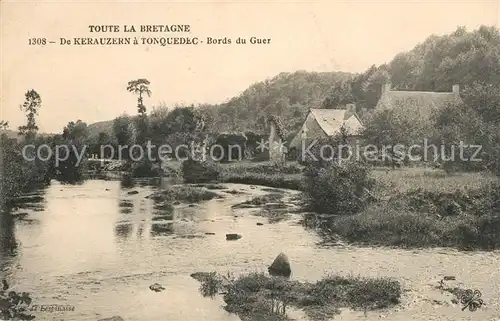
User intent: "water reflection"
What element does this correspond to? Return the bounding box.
[120,174,135,188]
[150,222,174,236]
[114,223,133,239]
[0,213,18,269]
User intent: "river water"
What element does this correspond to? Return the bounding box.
[1,179,499,321]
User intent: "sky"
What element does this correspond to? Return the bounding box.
[1,0,499,133]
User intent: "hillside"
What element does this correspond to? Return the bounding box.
[88,120,114,139]
[87,70,354,138]
[204,70,354,133]
[86,25,500,139]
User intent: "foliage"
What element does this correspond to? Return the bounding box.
[0,121,9,130]
[51,120,90,183]
[18,89,41,142]
[206,71,353,133]
[312,180,500,250]
[0,280,35,320]
[302,161,375,215]
[147,185,219,203]
[243,131,266,158]
[181,159,221,183]
[196,272,401,321]
[130,161,160,178]
[127,78,151,116]
[213,133,247,162]
[0,136,51,211]
[431,101,500,175]
[322,80,355,108]
[0,89,51,210]
[112,114,134,148]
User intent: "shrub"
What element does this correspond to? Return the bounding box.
[181,159,221,183]
[131,161,160,178]
[0,280,35,320]
[302,161,375,215]
[196,272,401,320]
[318,183,500,250]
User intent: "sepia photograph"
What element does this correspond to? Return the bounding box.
[1,1,499,320]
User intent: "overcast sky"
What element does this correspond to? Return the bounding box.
[1,0,499,133]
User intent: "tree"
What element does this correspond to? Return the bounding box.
[127,79,152,149]
[127,78,152,116]
[0,121,9,130]
[322,80,354,108]
[18,89,41,142]
[62,120,89,145]
[112,115,133,160]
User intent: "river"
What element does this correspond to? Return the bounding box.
[1,179,499,321]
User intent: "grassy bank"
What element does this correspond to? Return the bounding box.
[218,161,302,190]
[195,272,401,321]
[304,166,500,250]
[177,159,500,250]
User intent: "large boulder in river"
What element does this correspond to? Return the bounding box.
[268,252,291,278]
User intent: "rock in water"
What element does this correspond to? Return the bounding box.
[226,233,242,240]
[149,283,165,292]
[268,253,291,278]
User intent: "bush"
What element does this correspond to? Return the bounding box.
[181,159,221,183]
[0,280,35,320]
[212,133,247,162]
[318,183,500,250]
[130,161,160,178]
[196,271,401,320]
[0,135,51,211]
[302,161,375,215]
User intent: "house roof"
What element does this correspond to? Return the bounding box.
[381,90,462,117]
[309,109,363,136]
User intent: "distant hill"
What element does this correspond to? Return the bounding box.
[205,70,354,133]
[87,25,500,139]
[88,120,114,138]
[0,129,21,140]
[87,70,354,139]
[0,129,55,141]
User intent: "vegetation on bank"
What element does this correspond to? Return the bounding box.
[147,185,220,203]
[194,272,401,321]
[312,182,500,250]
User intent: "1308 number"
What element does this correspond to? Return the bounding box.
[29,38,47,45]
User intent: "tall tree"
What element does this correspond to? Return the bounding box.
[127,78,152,116]
[127,79,152,147]
[18,89,41,142]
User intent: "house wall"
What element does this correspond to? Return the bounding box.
[289,112,328,149]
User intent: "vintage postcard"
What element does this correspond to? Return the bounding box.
[1,1,499,320]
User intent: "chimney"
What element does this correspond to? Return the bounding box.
[381,83,391,94]
[452,84,460,96]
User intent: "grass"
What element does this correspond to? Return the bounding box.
[175,159,500,250]
[370,167,499,199]
[233,193,285,207]
[195,272,401,321]
[147,185,220,203]
[221,172,302,190]
[312,182,500,250]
